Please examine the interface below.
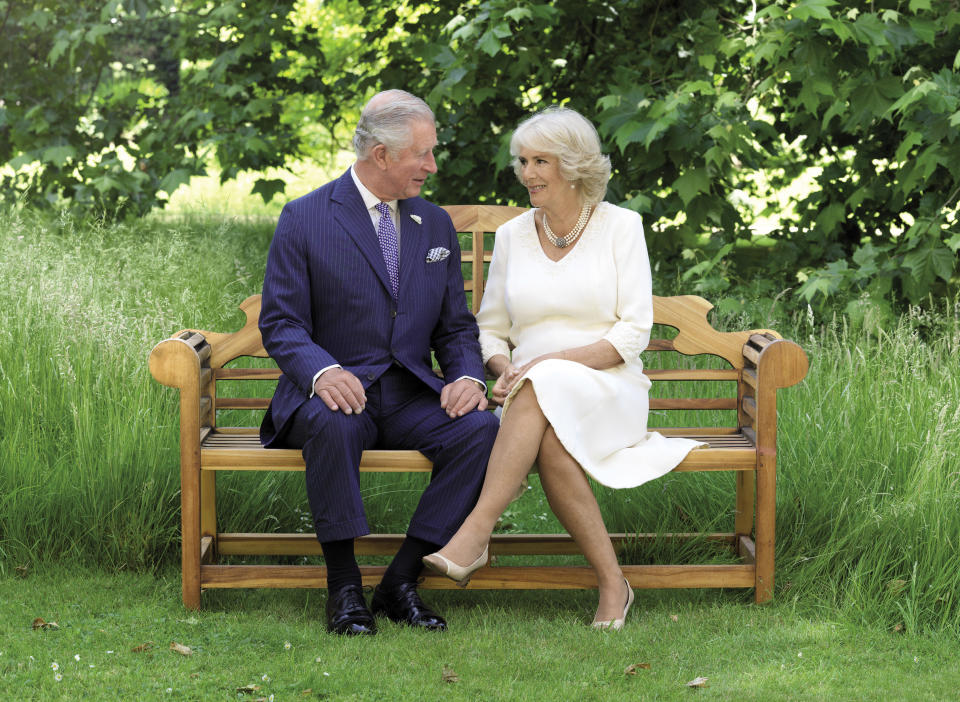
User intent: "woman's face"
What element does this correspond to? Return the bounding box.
[515,147,573,212]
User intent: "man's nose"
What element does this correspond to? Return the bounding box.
[424,151,438,174]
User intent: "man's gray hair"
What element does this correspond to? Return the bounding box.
[353,90,435,159]
[510,106,611,206]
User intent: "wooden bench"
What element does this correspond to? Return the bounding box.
[149,204,808,610]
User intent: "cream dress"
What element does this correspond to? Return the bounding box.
[476,202,703,489]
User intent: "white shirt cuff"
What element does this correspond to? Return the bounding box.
[454,375,487,393]
[309,364,342,398]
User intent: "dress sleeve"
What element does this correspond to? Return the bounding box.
[602,209,653,366]
[475,225,512,364]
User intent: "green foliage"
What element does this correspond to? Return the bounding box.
[364,0,960,307]
[2,0,959,305]
[0,0,346,215]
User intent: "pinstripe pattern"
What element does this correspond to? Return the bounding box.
[259,169,497,544]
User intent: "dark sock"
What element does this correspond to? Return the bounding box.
[320,538,362,592]
[380,535,440,588]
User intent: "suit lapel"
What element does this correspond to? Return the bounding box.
[397,198,424,301]
[331,171,394,297]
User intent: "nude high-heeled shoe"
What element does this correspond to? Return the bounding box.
[422,546,489,588]
[591,577,634,631]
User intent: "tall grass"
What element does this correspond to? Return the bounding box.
[1,206,958,633]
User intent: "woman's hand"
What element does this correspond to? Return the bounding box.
[490,362,522,406]
[490,352,567,405]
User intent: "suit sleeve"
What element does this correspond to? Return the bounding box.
[259,205,339,397]
[429,214,487,383]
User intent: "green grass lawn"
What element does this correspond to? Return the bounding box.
[3,568,958,701]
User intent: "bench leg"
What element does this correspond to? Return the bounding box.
[754,460,775,603]
[181,458,202,610]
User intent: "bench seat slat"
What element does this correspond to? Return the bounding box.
[199,430,757,471]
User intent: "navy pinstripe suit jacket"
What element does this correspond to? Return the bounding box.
[258,169,485,446]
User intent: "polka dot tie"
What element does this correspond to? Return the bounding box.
[375,202,400,298]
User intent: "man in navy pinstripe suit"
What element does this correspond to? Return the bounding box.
[259,90,499,635]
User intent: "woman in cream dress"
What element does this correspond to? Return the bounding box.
[423,107,702,629]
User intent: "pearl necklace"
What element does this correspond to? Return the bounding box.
[542,204,592,248]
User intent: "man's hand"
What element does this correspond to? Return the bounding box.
[314,368,366,414]
[440,377,488,418]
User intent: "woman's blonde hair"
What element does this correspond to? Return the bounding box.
[510,106,611,206]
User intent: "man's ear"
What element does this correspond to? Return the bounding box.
[371,143,390,171]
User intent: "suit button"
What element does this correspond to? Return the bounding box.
[391,309,397,318]
[366,373,375,381]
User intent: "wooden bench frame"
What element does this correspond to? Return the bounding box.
[150,204,808,610]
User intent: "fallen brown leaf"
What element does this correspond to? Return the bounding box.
[169,641,193,656]
[686,676,709,688]
[670,614,679,623]
[236,684,261,694]
[15,565,28,578]
[886,579,907,594]
[31,617,59,630]
[625,663,651,675]
[441,666,459,683]
[131,642,154,653]
[301,690,313,696]
[893,622,904,633]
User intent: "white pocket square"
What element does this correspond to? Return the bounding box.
[425,247,450,263]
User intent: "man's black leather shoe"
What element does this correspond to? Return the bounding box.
[371,581,447,631]
[325,584,376,635]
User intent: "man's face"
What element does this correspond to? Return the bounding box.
[380,119,438,200]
